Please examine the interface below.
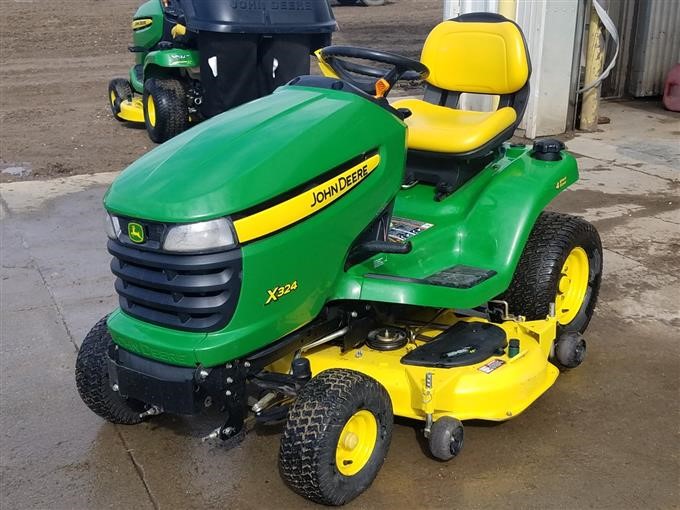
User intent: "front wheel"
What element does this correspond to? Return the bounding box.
[143,77,188,143]
[279,369,393,506]
[108,78,132,122]
[75,316,146,424]
[500,212,603,334]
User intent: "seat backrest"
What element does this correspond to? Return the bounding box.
[421,13,530,95]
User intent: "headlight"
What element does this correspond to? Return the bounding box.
[105,212,121,240]
[163,218,236,252]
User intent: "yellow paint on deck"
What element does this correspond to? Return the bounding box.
[118,98,145,123]
[305,315,559,423]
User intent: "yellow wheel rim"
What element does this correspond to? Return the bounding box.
[110,90,117,107]
[336,410,378,476]
[146,94,156,127]
[556,246,589,324]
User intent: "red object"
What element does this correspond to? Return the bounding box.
[663,63,680,112]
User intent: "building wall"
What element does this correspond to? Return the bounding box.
[628,0,680,97]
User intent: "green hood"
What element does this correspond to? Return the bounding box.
[104,86,402,222]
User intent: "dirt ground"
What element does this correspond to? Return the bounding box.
[0,0,441,182]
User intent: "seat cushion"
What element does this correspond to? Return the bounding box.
[393,98,517,154]
[421,19,530,95]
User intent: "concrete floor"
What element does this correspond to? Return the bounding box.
[1,100,679,509]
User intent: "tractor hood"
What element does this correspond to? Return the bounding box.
[105,86,402,223]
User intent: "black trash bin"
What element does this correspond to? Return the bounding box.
[180,0,337,118]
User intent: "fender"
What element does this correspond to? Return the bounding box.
[127,49,199,92]
[144,48,199,74]
[334,147,579,309]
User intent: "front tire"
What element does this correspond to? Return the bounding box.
[554,331,587,369]
[500,212,603,334]
[428,416,464,461]
[143,77,188,143]
[279,369,393,506]
[108,78,132,122]
[75,316,146,424]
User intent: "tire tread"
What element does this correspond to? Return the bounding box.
[75,317,144,425]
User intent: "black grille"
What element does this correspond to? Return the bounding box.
[108,240,242,333]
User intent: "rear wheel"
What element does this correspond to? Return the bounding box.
[143,77,188,143]
[500,212,603,334]
[75,316,146,424]
[279,369,393,506]
[108,78,132,122]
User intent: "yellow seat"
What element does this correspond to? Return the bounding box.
[393,13,530,156]
[395,100,517,154]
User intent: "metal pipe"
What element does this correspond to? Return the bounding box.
[300,327,350,353]
[580,0,607,131]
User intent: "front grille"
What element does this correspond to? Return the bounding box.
[108,240,242,333]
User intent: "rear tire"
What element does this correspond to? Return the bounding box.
[108,78,132,122]
[143,77,188,143]
[75,316,146,425]
[500,212,603,334]
[279,369,393,506]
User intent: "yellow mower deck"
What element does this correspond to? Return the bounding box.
[118,98,145,123]
[288,314,560,423]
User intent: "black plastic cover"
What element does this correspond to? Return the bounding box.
[401,321,507,368]
[108,346,200,414]
[108,240,242,333]
[180,0,337,34]
[108,345,232,415]
[531,138,565,161]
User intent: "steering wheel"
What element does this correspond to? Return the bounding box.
[318,46,429,98]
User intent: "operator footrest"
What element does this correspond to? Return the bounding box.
[401,322,507,368]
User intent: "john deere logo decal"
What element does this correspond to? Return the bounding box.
[128,222,145,243]
[233,153,381,243]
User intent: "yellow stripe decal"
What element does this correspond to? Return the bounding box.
[234,154,381,243]
[132,18,153,30]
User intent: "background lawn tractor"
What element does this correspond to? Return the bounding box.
[80,13,602,506]
[108,0,336,143]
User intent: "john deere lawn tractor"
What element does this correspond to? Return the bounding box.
[79,13,602,506]
[108,0,336,143]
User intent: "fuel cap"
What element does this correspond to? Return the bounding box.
[531,138,565,161]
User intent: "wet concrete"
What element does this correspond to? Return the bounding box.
[1,100,679,509]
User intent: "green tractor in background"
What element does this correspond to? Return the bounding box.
[84,13,603,506]
[108,0,336,143]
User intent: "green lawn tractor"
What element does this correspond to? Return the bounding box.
[108,0,335,143]
[80,13,602,506]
